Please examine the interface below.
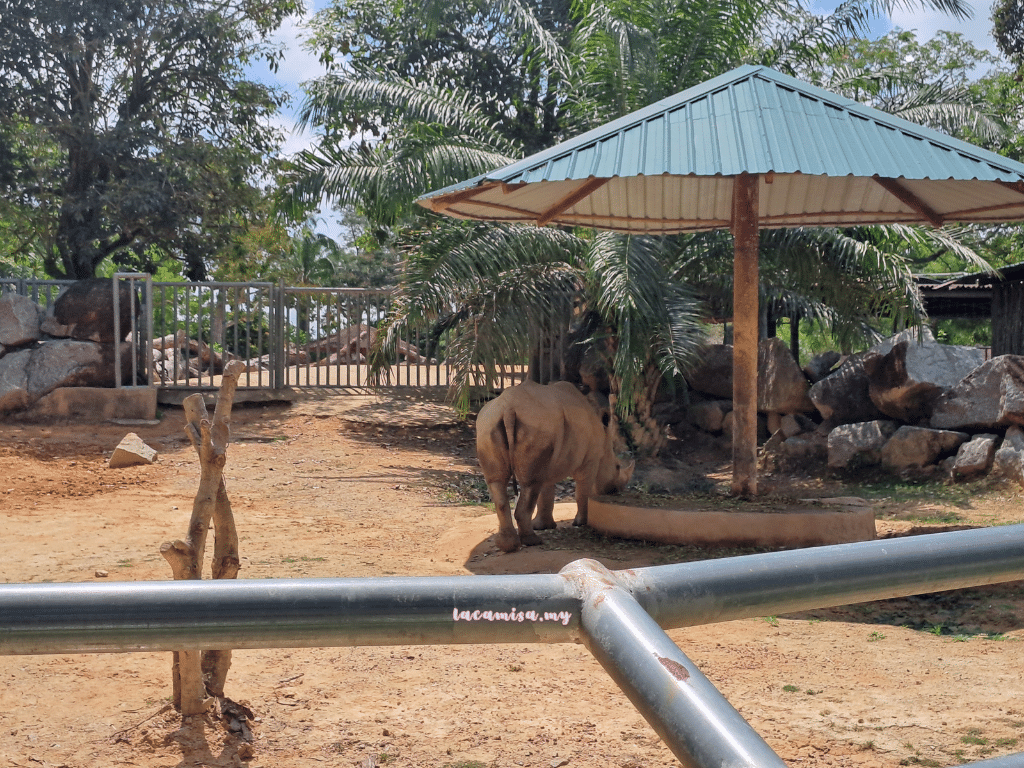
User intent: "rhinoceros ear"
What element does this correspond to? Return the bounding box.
[619,458,636,486]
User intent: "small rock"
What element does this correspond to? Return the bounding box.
[108,432,158,468]
[95,570,109,578]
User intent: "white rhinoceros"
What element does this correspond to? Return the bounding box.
[476,380,634,552]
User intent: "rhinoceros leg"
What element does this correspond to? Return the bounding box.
[486,479,521,552]
[533,484,557,530]
[572,468,596,526]
[513,486,543,547]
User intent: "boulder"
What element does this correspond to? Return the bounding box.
[864,329,985,423]
[0,294,44,347]
[779,431,827,461]
[109,432,158,468]
[688,400,730,433]
[687,340,813,414]
[802,351,841,383]
[0,349,33,411]
[952,434,999,479]
[992,426,1024,483]
[0,340,132,412]
[28,339,119,391]
[808,352,887,426]
[686,344,734,399]
[930,355,1024,431]
[827,420,898,469]
[758,337,815,414]
[40,278,139,343]
[879,425,969,470]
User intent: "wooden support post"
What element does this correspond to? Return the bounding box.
[160,360,246,714]
[731,173,760,497]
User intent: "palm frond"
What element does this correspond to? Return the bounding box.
[298,75,517,154]
[586,232,704,412]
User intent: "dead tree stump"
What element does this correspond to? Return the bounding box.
[160,359,246,715]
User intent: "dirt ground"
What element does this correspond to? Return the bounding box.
[2,389,1024,768]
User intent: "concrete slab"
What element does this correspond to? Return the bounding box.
[589,496,876,548]
[8,386,158,423]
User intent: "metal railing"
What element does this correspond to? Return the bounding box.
[0,276,76,307]
[3,524,1023,768]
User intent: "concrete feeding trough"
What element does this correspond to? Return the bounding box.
[588,496,876,548]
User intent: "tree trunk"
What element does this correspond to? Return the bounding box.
[611,363,668,457]
[160,359,245,715]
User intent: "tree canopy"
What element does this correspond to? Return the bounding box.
[0,0,300,280]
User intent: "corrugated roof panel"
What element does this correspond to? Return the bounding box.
[691,95,719,176]
[666,107,693,176]
[780,91,816,173]
[547,152,574,182]
[839,113,884,177]
[753,77,796,172]
[592,133,619,178]
[802,95,847,176]
[822,102,862,176]
[644,114,667,177]
[618,122,644,178]
[710,87,740,174]
[731,77,768,174]
[570,142,598,179]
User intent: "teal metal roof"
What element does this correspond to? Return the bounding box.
[419,65,1024,233]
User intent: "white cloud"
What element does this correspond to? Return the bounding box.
[271,113,319,158]
[248,1,330,120]
[806,0,1000,54]
[888,0,999,53]
[267,9,329,94]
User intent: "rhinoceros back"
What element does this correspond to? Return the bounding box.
[476,380,606,487]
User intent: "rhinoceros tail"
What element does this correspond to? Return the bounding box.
[502,407,520,495]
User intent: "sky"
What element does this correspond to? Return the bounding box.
[251,0,1005,241]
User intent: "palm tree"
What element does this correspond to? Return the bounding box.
[266,223,346,339]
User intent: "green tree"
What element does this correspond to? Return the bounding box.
[992,0,1024,76]
[0,0,299,280]
[304,0,574,154]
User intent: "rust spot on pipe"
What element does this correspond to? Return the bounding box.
[657,656,690,682]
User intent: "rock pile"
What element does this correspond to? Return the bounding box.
[0,280,140,413]
[676,328,1024,483]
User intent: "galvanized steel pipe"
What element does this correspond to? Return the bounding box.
[563,559,788,768]
[0,573,578,654]
[2,525,1023,655]
[620,523,1024,628]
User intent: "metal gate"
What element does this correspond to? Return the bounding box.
[149,280,458,391]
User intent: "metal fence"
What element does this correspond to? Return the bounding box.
[2,277,530,393]
[2,524,1024,767]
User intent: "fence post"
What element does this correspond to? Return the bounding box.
[272,279,287,390]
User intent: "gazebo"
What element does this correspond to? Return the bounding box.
[419,65,1024,495]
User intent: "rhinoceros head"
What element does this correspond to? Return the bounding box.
[596,455,635,495]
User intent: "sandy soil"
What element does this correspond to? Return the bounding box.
[2,390,1024,768]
